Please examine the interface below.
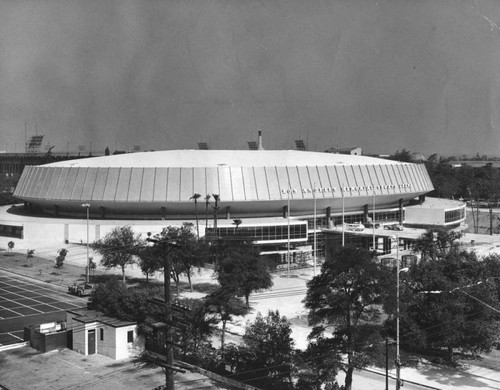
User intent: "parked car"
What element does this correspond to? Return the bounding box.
[68,281,95,297]
[344,222,365,232]
[384,224,404,231]
[364,221,381,229]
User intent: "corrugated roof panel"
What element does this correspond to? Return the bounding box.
[178,168,194,202]
[92,168,109,201]
[351,165,369,196]
[372,165,390,195]
[230,167,246,201]
[365,165,380,195]
[29,167,44,199]
[382,165,398,194]
[286,167,303,199]
[152,168,168,202]
[128,168,144,202]
[71,167,89,200]
[17,166,34,197]
[140,168,156,202]
[103,168,120,201]
[297,166,312,199]
[115,168,132,202]
[217,166,233,201]
[61,168,79,200]
[44,167,64,199]
[34,167,51,199]
[13,167,27,197]
[241,167,258,200]
[192,168,207,197]
[415,164,429,192]
[265,167,281,200]
[393,165,410,193]
[166,168,181,201]
[326,166,342,195]
[205,167,220,197]
[254,167,269,201]
[306,166,326,198]
[80,168,98,201]
[341,166,356,196]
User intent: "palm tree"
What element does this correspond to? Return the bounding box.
[204,194,211,235]
[212,194,220,236]
[190,193,201,239]
[232,219,242,235]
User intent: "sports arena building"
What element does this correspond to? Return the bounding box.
[6,149,466,263]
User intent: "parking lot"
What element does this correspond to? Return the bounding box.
[0,271,85,346]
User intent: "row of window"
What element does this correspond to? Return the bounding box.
[210,224,308,241]
[444,208,465,223]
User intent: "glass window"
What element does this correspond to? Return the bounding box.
[127,330,134,343]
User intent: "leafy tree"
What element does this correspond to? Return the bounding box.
[89,278,163,324]
[26,249,35,267]
[204,287,248,352]
[303,246,393,390]
[136,245,163,283]
[7,241,14,255]
[294,337,343,390]
[55,248,68,269]
[412,229,462,261]
[389,149,412,162]
[235,311,295,390]
[216,237,273,307]
[157,223,204,294]
[91,225,143,283]
[173,298,217,363]
[394,249,500,361]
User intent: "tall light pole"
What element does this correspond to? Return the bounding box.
[313,184,317,276]
[287,188,291,277]
[372,188,376,251]
[341,185,345,247]
[81,203,91,283]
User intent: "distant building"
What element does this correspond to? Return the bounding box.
[325,146,362,156]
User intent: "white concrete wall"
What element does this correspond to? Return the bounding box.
[405,207,445,226]
[114,325,137,360]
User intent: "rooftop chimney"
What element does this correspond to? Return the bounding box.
[257,131,264,150]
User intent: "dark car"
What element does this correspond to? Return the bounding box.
[384,224,404,231]
[364,221,381,229]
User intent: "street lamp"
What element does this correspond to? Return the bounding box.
[81,203,91,283]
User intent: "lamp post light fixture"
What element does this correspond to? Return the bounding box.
[81,203,91,283]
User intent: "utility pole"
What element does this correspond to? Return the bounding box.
[147,234,178,390]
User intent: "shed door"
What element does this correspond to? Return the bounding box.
[88,329,96,355]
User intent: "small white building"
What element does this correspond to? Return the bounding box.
[66,308,138,360]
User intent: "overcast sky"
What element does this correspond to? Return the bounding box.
[2,0,500,156]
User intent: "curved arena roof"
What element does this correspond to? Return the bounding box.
[14,150,434,218]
